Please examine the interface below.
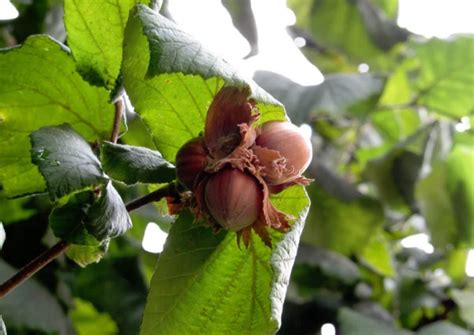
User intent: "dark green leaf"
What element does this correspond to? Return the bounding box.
[254,71,384,124]
[49,191,100,245]
[71,256,148,335]
[416,145,474,247]
[85,182,132,241]
[70,298,119,335]
[296,244,360,285]
[141,186,309,335]
[101,141,175,184]
[399,276,440,328]
[30,124,108,201]
[302,183,384,255]
[64,0,149,88]
[50,180,130,251]
[338,307,410,335]
[416,321,470,335]
[0,260,74,335]
[289,0,395,67]
[356,0,409,51]
[451,289,474,328]
[0,35,113,197]
[365,124,434,212]
[122,5,284,161]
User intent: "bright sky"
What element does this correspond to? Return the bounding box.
[398,0,474,38]
[167,0,474,86]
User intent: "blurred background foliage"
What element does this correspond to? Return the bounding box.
[0,0,473,334]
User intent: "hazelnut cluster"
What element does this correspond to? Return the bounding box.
[175,86,312,247]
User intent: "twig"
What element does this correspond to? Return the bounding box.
[0,240,69,299]
[110,97,124,143]
[125,184,176,212]
[0,183,176,299]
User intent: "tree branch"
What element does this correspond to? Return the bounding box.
[110,97,124,143]
[0,240,69,299]
[125,183,177,212]
[0,183,177,299]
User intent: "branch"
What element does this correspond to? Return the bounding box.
[0,240,69,299]
[0,183,177,299]
[125,183,177,212]
[110,97,124,143]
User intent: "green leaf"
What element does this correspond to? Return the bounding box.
[451,289,474,328]
[30,124,108,201]
[442,247,470,282]
[338,307,410,335]
[0,315,5,335]
[364,124,434,212]
[50,181,131,248]
[289,0,401,67]
[85,181,132,241]
[296,245,360,285]
[371,109,421,144]
[49,191,101,245]
[101,141,175,184]
[416,145,474,247]
[359,230,395,277]
[70,298,119,335]
[71,256,148,335]
[0,198,36,224]
[302,183,384,255]
[64,0,149,88]
[66,242,109,267]
[413,37,474,118]
[0,260,74,335]
[254,71,384,124]
[0,35,113,197]
[356,0,408,51]
[416,321,470,335]
[122,5,284,161]
[0,223,5,250]
[141,186,309,335]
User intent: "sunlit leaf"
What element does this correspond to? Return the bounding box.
[413,37,474,118]
[66,242,109,268]
[64,0,149,88]
[141,186,309,334]
[0,36,113,197]
[122,5,284,161]
[359,230,395,277]
[70,298,119,335]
